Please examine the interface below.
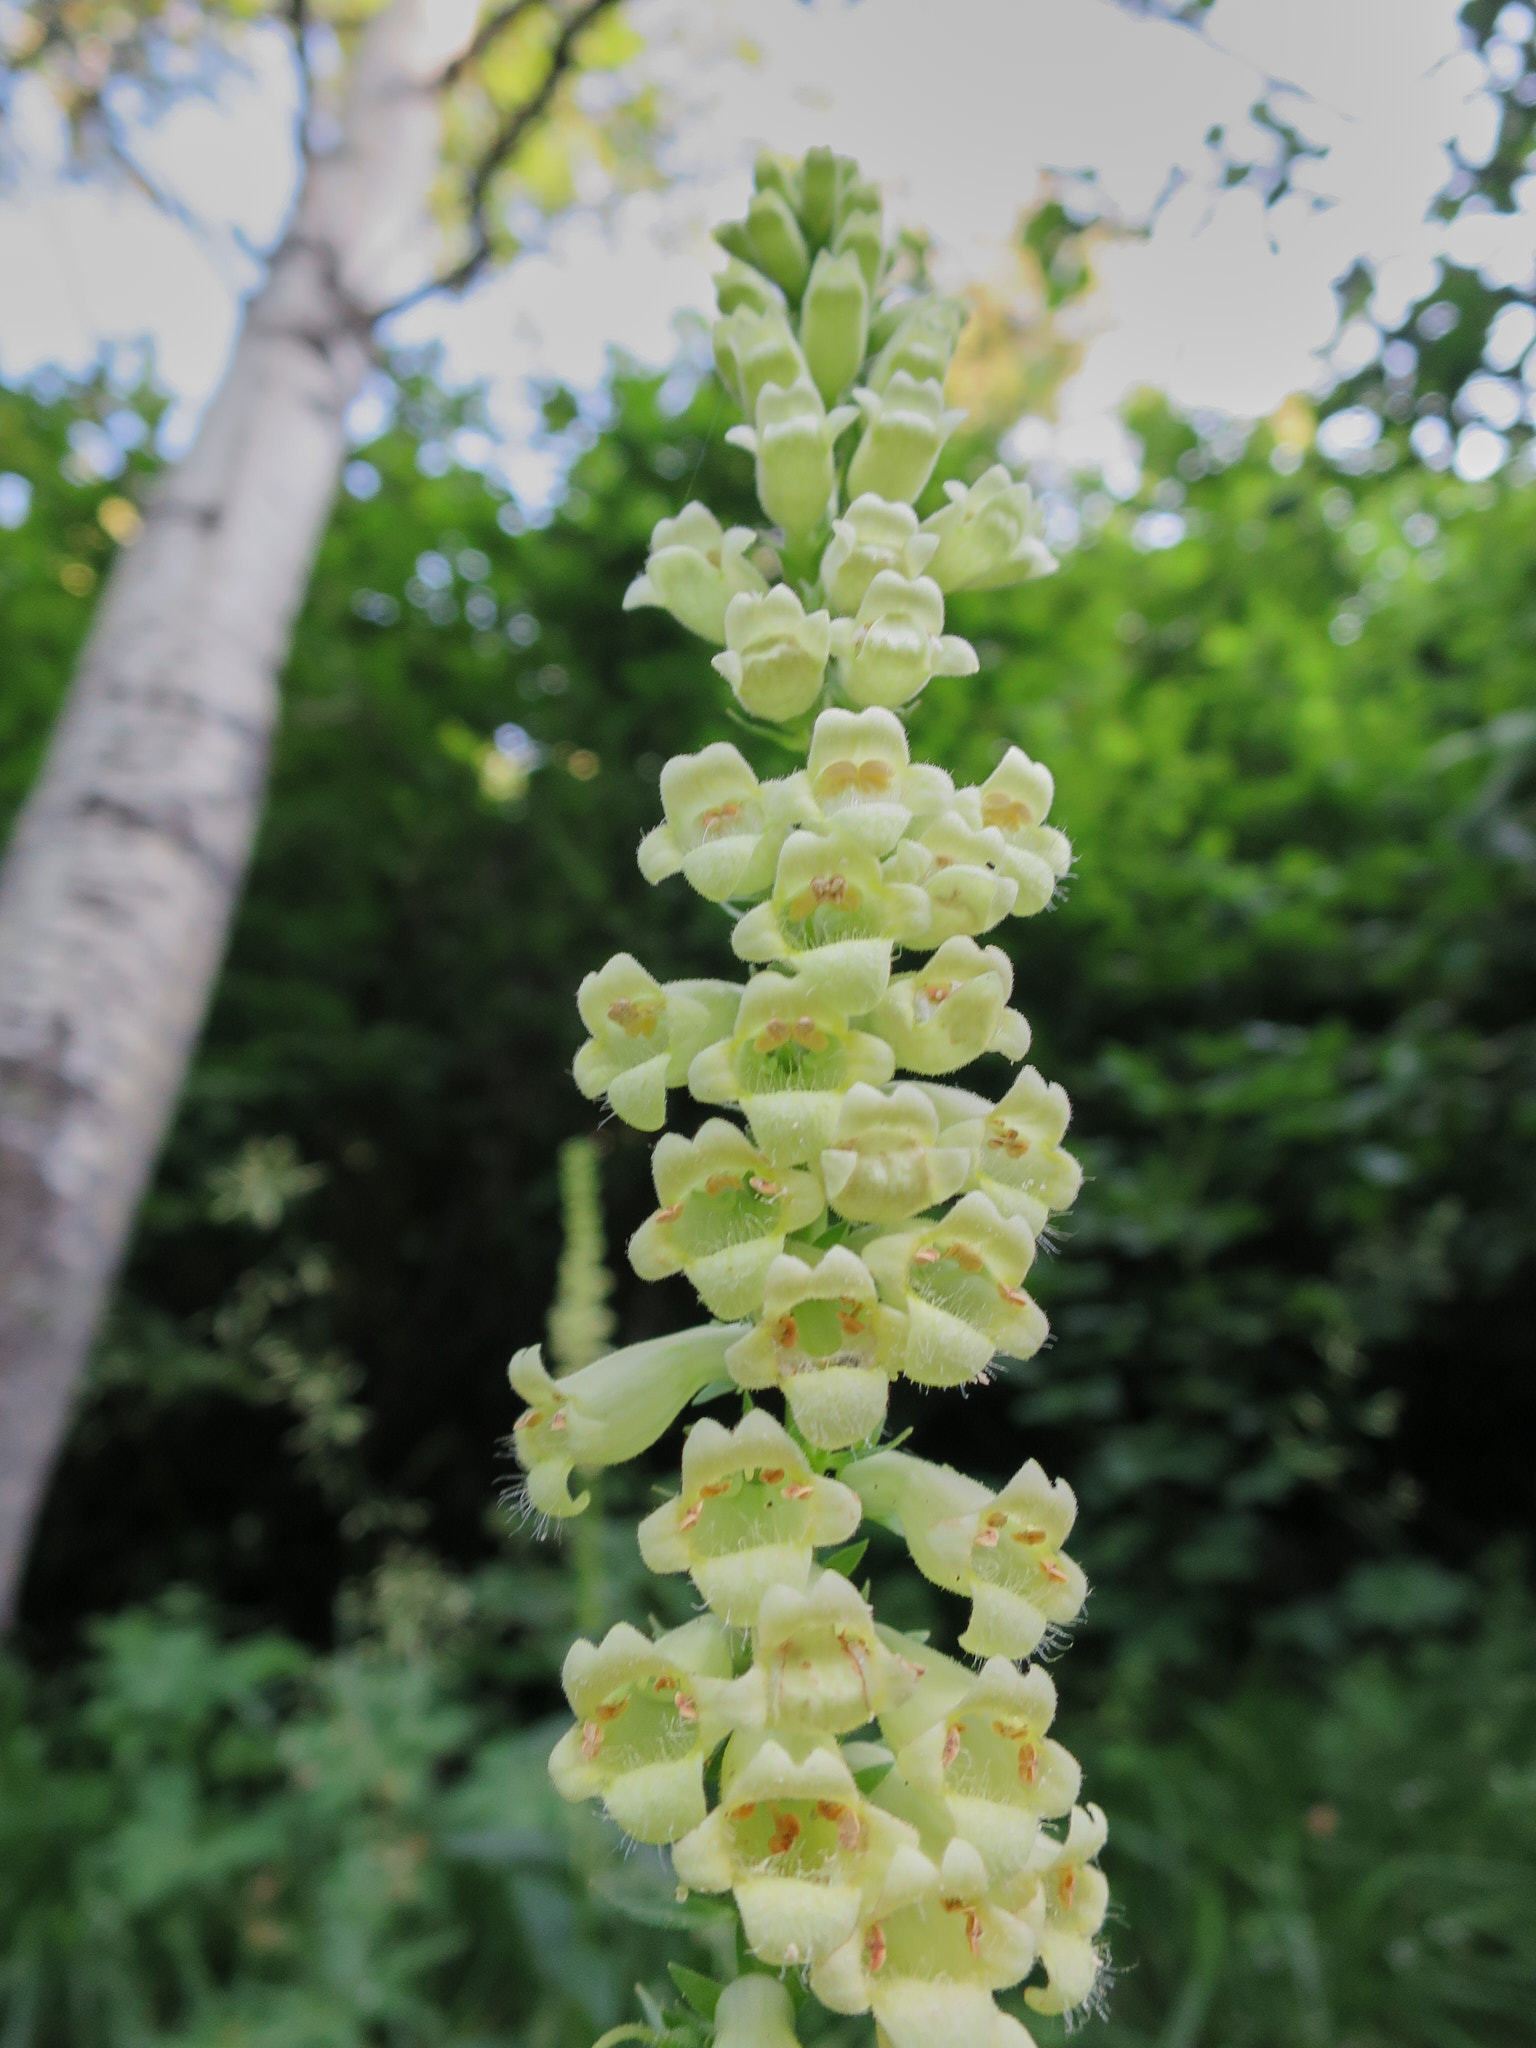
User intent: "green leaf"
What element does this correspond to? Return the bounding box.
[667,1965,722,2020]
[820,1540,868,1580]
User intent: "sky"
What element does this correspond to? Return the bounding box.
[0,0,1530,503]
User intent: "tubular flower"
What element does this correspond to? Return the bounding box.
[870,938,1032,1076]
[730,830,931,985]
[638,1407,862,1626]
[636,742,813,903]
[819,1082,973,1226]
[688,972,895,1168]
[862,1192,1046,1385]
[572,954,742,1132]
[953,748,1073,913]
[622,502,769,645]
[508,1324,743,1518]
[726,379,859,538]
[536,149,1112,2042]
[846,372,968,504]
[725,1244,907,1449]
[828,570,978,711]
[1019,1805,1110,2016]
[804,706,953,856]
[820,496,941,616]
[627,1118,824,1320]
[673,1734,917,1968]
[547,1617,734,1843]
[936,1067,1083,1235]
[920,466,1057,593]
[846,1452,1087,1660]
[712,584,833,723]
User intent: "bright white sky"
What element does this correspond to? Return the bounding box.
[2,0,1533,501]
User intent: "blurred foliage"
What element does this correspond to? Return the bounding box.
[2,352,1534,2039]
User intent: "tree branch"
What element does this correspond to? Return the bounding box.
[441,0,545,86]
[375,0,622,320]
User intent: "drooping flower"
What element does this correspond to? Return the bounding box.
[622,502,769,645]
[508,1324,744,1519]
[725,1244,907,1449]
[572,953,742,1132]
[935,1066,1083,1236]
[547,1616,734,1843]
[627,1118,824,1320]
[819,496,941,617]
[804,705,953,856]
[729,828,931,985]
[636,742,814,903]
[638,1407,862,1626]
[671,1732,917,1968]
[828,571,978,710]
[800,246,870,403]
[845,1451,1087,1660]
[953,748,1072,913]
[687,971,895,1167]
[846,373,967,505]
[919,466,1057,593]
[819,1082,973,1226]
[726,380,859,541]
[750,1571,921,1734]
[861,1191,1047,1385]
[712,584,833,723]
[1020,1805,1110,2016]
[869,937,1031,1075]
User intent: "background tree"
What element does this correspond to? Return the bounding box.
[0,0,648,1624]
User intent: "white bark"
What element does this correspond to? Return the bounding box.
[0,0,478,1623]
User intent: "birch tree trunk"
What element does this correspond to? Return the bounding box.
[0,0,478,1625]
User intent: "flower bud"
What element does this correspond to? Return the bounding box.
[862,1191,1045,1386]
[797,144,841,248]
[716,256,788,319]
[714,306,810,416]
[727,380,859,539]
[747,187,811,299]
[730,830,930,988]
[833,206,883,292]
[819,1083,972,1226]
[846,374,966,505]
[628,1117,824,1321]
[820,496,940,617]
[869,938,1030,1075]
[941,1066,1082,1236]
[920,465,1056,594]
[726,1244,907,1449]
[638,1407,861,1625]
[623,502,768,645]
[638,742,814,903]
[547,1617,734,1843]
[573,953,743,1131]
[1021,1806,1109,2016]
[509,1323,744,1518]
[867,296,968,392]
[800,248,870,403]
[714,1976,803,2048]
[828,570,978,709]
[711,585,832,723]
[845,1450,1087,1661]
[688,971,895,1168]
[805,706,952,853]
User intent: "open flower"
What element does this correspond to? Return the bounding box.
[819,496,941,616]
[819,1083,973,1226]
[893,816,1019,942]
[628,1118,824,1320]
[572,954,742,1132]
[862,1192,1046,1386]
[508,1324,743,1518]
[688,971,895,1167]
[804,705,953,856]
[878,1641,1081,1880]
[547,1617,734,1843]
[845,1452,1087,1660]
[726,379,859,540]
[725,1244,907,1449]
[672,1733,916,1967]
[712,584,832,723]
[1021,1805,1110,2016]
[920,466,1056,594]
[714,305,810,416]
[939,1066,1083,1236]
[846,372,967,505]
[751,1571,921,1734]
[810,1827,1041,2048]
[639,1408,862,1625]
[622,502,768,645]
[869,938,1031,1075]
[730,830,931,987]
[636,741,813,903]
[800,246,870,403]
[953,748,1072,914]
[828,571,978,710]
